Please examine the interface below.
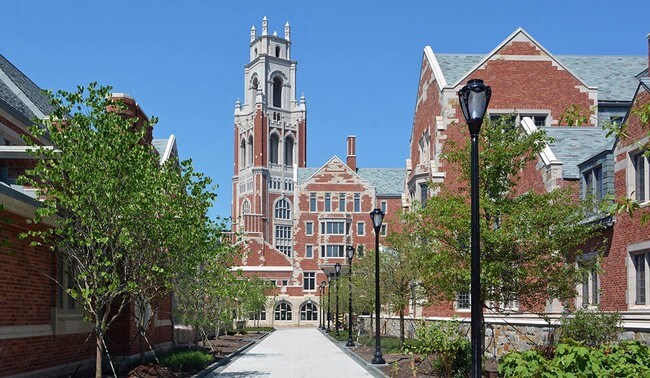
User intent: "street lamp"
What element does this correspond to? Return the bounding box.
[327,273,333,332]
[458,78,491,378]
[346,245,356,347]
[335,263,341,336]
[369,208,385,364]
[320,280,326,330]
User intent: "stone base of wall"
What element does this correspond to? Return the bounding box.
[358,313,650,359]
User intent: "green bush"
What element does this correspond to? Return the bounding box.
[406,319,470,378]
[559,308,622,347]
[498,340,650,378]
[159,350,213,372]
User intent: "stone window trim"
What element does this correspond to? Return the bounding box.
[627,241,650,310]
[303,272,316,291]
[455,292,471,312]
[356,221,365,236]
[576,251,600,309]
[274,301,292,321]
[305,221,314,235]
[309,192,317,212]
[300,301,318,321]
[306,245,314,259]
[488,110,552,127]
[353,193,361,212]
[628,150,650,205]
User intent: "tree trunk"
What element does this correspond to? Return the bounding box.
[399,308,405,349]
[95,330,103,378]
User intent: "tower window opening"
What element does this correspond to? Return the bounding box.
[239,139,246,169]
[247,136,254,166]
[270,134,279,164]
[273,77,283,108]
[275,46,281,58]
[285,136,294,166]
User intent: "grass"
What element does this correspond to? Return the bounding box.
[159,350,213,372]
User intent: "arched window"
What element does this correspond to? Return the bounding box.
[241,200,251,216]
[273,77,283,108]
[274,198,291,220]
[239,138,246,169]
[251,77,259,104]
[269,134,279,164]
[275,46,281,58]
[284,136,294,166]
[300,302,318,321]
[247,136,254,166]
[274,302,292,321]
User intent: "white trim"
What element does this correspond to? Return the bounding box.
[161,134,176,162]
[0,70,46,119]
[423,46,448,88]
[520,117,558,165]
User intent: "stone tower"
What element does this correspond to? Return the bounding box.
[232,17,307,253]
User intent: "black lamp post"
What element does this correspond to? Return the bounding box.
[346,245,356,347]
[369,208,385,364]
[327,274,333,332]
[458,78,491,378]
[335,263,341,336]
[319,280,326,330]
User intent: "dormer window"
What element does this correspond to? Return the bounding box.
[582,165,603,202]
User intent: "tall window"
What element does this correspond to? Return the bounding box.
[634,253,648,305]
[583,165,603,202]
[241,200,251,216]
[303,272,315,291]
[274,302,292,320]
[275,225,292,257]
[580,268,599,307]
[274,198,292,220]
[324,193,331,211]
[420,183,428,205]
[247,136,254,166]
[634,153,648,202]
[320,245,345,258]
[250,77,259,104]
[285,136,294,166]
[273,77,283,108]
[353,193,360,212]
[339,193,346,212]
[57,255,76,310]
[309,193,316,212]
[300,302,318,321]
[269,134,279,164]
[306,245,313,258]
[381,201,387,214]
[305,222,313,235]
[357,221,365,236]
[239,139,246,169]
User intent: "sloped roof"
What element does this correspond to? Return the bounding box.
[434,53,646,102]
[540,127,614,179]
[0,53,54,120]
[297,165,405,197]
[152,135,178,163]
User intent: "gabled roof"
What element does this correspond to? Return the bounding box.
[152,135,177,163]
[428,28,646,102]
[0,53,54,121]
[540,127,614,179]
[296,157,405,197]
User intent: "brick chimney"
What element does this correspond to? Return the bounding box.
[346,135,356,172]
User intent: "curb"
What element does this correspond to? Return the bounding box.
[192,340,256,378]
[322,331,388,378]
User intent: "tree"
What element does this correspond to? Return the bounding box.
[19,83,219,377]
[408,117,602,319]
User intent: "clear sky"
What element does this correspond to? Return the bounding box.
[1,1,648,221]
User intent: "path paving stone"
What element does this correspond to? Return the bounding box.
[210,328,377,377]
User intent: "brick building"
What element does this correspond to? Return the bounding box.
[0,53,176,376]
[231,18,404,327]
[400,27,650,350]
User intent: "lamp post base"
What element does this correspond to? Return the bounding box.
[371,353,386,365]
[345,339,355,347]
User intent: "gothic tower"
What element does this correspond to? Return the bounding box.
[232,17,307,252]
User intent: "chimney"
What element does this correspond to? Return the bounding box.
[346,135,356,172]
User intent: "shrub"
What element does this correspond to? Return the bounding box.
[159,350,213,372]
[498,340,650,378]
[559,308,622,347]
[406,319,470,378]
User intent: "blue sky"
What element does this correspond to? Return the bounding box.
[1,1,648,221]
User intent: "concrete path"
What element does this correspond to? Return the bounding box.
[211,328,378,377]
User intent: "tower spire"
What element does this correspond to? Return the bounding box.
[262,16,268,36]
[250,25,256,42]
[285,22,291,41]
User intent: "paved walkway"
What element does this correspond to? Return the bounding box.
[211,328,378,377]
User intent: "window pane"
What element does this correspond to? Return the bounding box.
[354,193,360,212]
[635,155,646,202]
[636,254,646,305]
[324,193,331,211]
[339,194,345,212]
[310,193,316,212]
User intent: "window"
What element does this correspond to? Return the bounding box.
[274,302,292,320]
[269,134,279,164]
[241,200,251,221]
[309,193,316,212]
[249,310,266,321]
[357,244,365,257]
[282,279,288,286]
[633,153,648,202]
[57,255,76,310]
[490,113,547,127]
[275,225,292,257]
[321,245,345,258]
[274,198,292,220]
[420,183,428,205]
[380,201,387,214]
[300,302,318,321]
[521,114,547,127]
[239,139,246,169]
[324,193,331,211]
[305,222,313,235]
[580,268,600,307]
[273,77,283,108]
[306,245,313,258]
[380,224,387,236]
[321,221,346,235]
[275,45,281,58]
[456,292,470,310]
[339,194,346,212]
[303,272,315,291]
[285,136,294,166]
[353,193,361,212]
[247,136,254,166]
[582,165,604,202]
[357,222,365,236]
[634,253,648,305]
